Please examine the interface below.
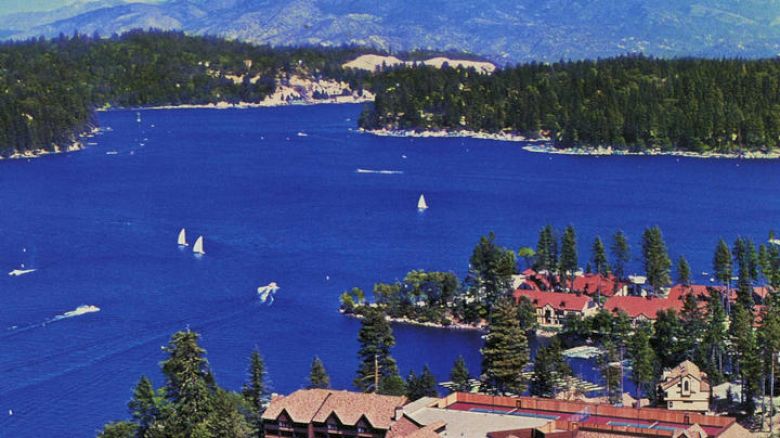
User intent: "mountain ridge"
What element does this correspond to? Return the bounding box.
[2,0,780,62]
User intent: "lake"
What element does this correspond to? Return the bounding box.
[1,104,779,436]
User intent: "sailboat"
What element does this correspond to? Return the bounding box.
[417,194,428,211]
[177,228,188,246]
[193,236,205,255]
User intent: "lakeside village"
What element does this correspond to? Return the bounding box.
[332,225,780,436]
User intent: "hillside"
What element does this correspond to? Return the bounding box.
[2,0,780,62]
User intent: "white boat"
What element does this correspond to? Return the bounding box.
[8,268,36,277]
[297,131,308,137]
[193,236,205,255]
[417,194,428,211]
[770,238,780,246]
[105,151,118,155]
[178,228,188,246]
[257,282,280,304]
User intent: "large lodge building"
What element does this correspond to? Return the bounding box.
[262,389,748,438]
[513,269,769,327]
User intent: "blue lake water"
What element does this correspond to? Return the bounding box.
[1,104,779,436]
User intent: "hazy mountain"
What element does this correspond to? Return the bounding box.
[3,0,780,62]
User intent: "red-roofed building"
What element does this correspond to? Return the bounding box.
[514,289,597,327]
[571,274,628,298]
[603,296,684,324]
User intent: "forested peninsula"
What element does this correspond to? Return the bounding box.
[0,30,373,158]
[360,56,780,156]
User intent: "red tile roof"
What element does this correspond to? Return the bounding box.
[571,274,625,297]
[262,389,406,430]
[513,289,593,312]
[603,296,683,320]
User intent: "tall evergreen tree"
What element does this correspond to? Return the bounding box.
[651,309,684,368]
[307,356,331,389]
[481,298,529,395]
[354,307,401,394]
[713,239,732,306]
[206,390,252,438]
[530,337,571,397]
[591,236,609,276]
[611,230,631,280]
[676,256,691,286]
[628,322,657,402]
[730,305,761,414]
[598,339,623,405]
[449,356,471,393]
[128,375,163,435]
[534,225,558,274]
[242,349,267,436]
[641,226,671,295]
[160,330,214,436]
[559,225,578,290]
[466,232,516,312]
[406,366,438,400]
[701,293,727,384]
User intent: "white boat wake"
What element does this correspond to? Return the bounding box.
[5,305,101,336]
[8,268,36,277]
[355,168,404,175]
[257,282,280,305]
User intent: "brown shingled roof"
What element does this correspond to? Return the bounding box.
[262,389,406,430]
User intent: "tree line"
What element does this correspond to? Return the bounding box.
[360,55,780,154]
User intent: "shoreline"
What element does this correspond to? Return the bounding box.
[523,143,780,160]
[0,127,100,161]
[340,310,485,332]
[106,95,374,112]
[360,128,546,143]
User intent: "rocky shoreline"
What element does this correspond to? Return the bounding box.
[360,128,546,143]
[0,127,100,161]
[523,143,780,160]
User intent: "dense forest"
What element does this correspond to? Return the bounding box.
[0,30,372,157]
[361,56,780,154]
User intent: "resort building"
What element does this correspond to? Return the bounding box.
[571,273,628,298]
[513,289,597,327]
[261,389,406,438]
[603,295,684,324]
[263,389,747,437]
[657,361,711,413]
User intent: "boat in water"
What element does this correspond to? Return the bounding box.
[8,268,36,277]
[257,282,280,304]
[296,131,308,137]
[770,238,780,246]
[178,228,188,246]
[417,194,428,211]
[193,236,205,255]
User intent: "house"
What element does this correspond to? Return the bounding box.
[262,389,406,438]
[513,289,597,327]
[657,361,711,413]
[603,295,684,324]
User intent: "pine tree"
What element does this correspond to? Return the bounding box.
[481,297,529,395]
[701,293,727,384]
[307,356,330,389]
[591,236,609,276]
[160,330,214,436]
[128,375,162,435]
[354,307,401,393]
[651,309,684,368]
[406,366,438,400]
[466,232,516,312]
[611,230,631,280]
[713,239,732,298]
[641,226,671,295]
[242,349,267,435]
[207,390,252,438]
[676,256,691,285]
[559,225,578,290]
[534,225,558,274]
[598,339,623,405]
[98,421,138,438]
[530,337,571,397]
[516,296,538,333]
[730,305,760,413]
[628,322,657,402]
[449,356,471,393]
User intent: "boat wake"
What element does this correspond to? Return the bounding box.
[355,168,404,175]
[8,268,36,277]
[5,305,101,336]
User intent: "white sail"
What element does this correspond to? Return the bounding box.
[178,228,188,246]
[193,236,205,255]
[417,194,428,210]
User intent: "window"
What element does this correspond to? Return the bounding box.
[683,380,689,392]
